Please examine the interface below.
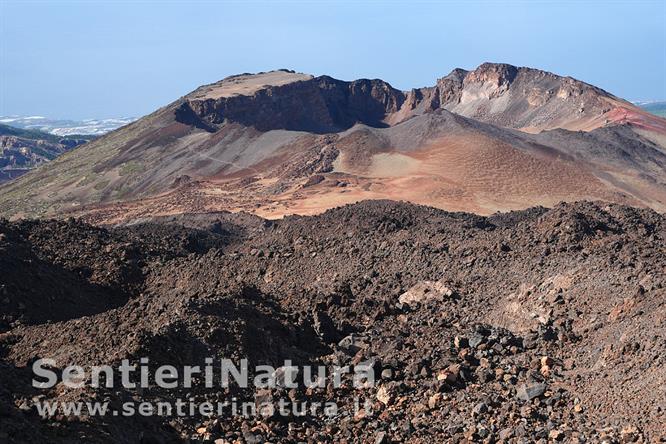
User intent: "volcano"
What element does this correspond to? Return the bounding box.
[1,63,665,223]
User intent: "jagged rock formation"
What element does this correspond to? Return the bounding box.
[433,63,659,132]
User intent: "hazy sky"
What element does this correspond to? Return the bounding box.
[1,0,665,119]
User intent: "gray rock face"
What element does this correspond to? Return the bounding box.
[177,71,405,133]
[516,383,547,401]
[338,334,368,356]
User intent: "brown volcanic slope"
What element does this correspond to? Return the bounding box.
[0,65,665,222]
[1,201,665,442]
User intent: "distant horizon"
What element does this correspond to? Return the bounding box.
[2,1,665,120]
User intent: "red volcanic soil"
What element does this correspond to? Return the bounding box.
[607,106,666,135]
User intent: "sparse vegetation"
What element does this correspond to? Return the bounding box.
[93,179,110,191]
[118,160,145,176]
[77,173,99,187]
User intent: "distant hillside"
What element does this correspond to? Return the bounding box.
[0,124,95,184]
[638,101,666,118]
[0,115,136,136]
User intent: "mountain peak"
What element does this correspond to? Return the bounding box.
[443,67,469,81]
[468,62,519,83]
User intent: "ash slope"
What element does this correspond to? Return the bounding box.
[1,200,665,443]
[1,65,665,222]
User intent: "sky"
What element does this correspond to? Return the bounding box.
[1,0,665,120]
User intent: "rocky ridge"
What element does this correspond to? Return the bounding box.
[177,64,659,134]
